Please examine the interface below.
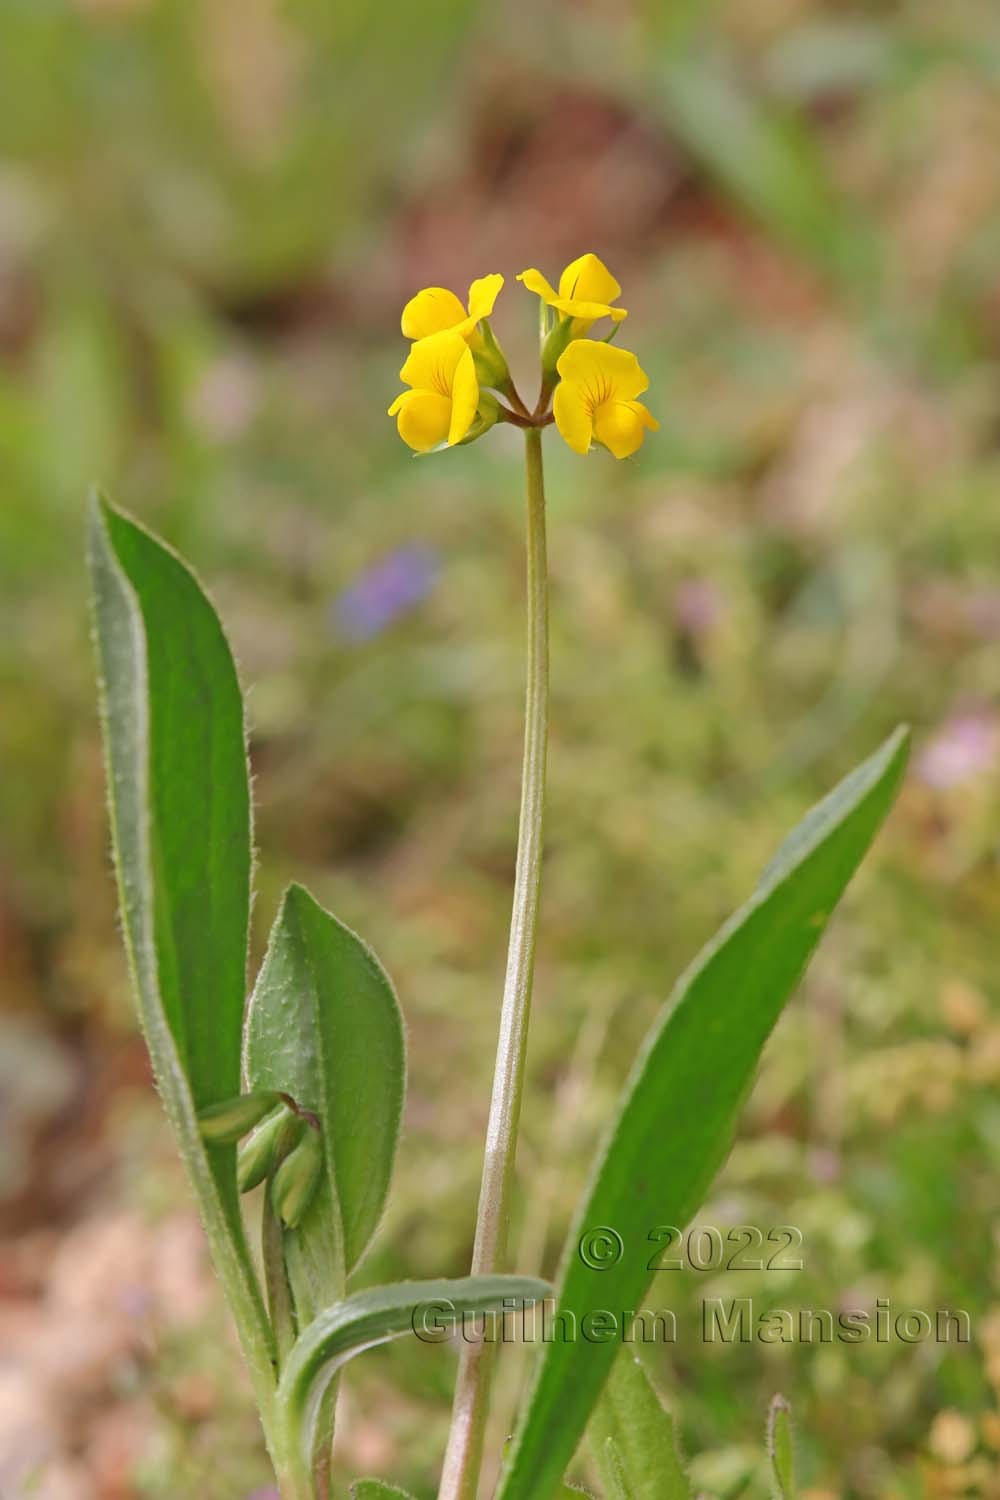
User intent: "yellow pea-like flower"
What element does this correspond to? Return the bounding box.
[553,339,659,459]
[401,274,504,344]
[388,329,480,453]
[517,252,627,332]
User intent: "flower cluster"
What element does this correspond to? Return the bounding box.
[388,253,658,459]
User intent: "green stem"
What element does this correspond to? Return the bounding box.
[272,1416,317,1500]
[263,1193,297,1366]
[262,1118,317,1499]
[438,428,550,1500]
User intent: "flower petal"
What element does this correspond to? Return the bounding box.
[447,345,479,444]
[556,339,648,403]
[467,273,504,322]
[550,297,627,324]
[400,330,467,394]
[553,381,594,455]
[517,268,560,303]
[401,287,468,341]
[593,399,650,458]
[627,400,660,432]
[558,252,621,307]
[392,390,453,452]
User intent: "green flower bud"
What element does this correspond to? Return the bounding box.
[472,320,512,392]
[237,1105,301,1192]
[458,392,502,446]
[198,1090,282,1144]
[540,315,576,383]
[271,1128,323,1228]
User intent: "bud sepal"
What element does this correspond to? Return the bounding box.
[237,1104,303,1192]
[198,1090,283,1144]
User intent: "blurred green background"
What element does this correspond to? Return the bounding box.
[2,1,1000,1497]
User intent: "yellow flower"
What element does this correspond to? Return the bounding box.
[517,253,627,331]
[388,330,480,453]
[553,340,659,459]
[400,274,504,343]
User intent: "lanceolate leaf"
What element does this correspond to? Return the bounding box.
[90,498,252,1129]
[88,499,274,1395]
[496,728,909,1500]
[597,1441,628,1500]
[278,1276,549,1470]
[244,882,406,1296]
[590,1352,691,1500]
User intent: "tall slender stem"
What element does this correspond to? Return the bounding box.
[438,429,550,1500]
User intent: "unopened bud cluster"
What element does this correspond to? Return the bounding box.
[199,1090,323,1229]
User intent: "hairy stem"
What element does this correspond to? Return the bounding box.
[438,428,550,1500]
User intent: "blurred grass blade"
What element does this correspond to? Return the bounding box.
[496,727,910,1500]
[591,1352,691,1499]
[351,1483,418,1500]
[244,882,406,1302]
[87,497,274,1389]
[657,48,876,287]
[768,1395,796,1498]
[278,1276,549,1471]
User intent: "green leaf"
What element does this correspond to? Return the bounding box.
[496,728,909,1500]
[768,1395,796,1499]
[591,1352,691,1500]
[244,882,406,1301]
[88,499,274,1395]
[351,1484,417,1500]
[89,497,252,1123]
[278,1275,549,1471]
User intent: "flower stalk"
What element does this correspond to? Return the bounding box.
[438,426,550,1500]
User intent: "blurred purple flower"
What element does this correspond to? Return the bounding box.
[120,1283,153,1319]
[916,710,999,790]
[808,1146,841,1185]
[965,587,1000,641]
[333,544,439,642]
[244,1490,280,1500]
[189,354,261,442]
[673,578,723,637]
